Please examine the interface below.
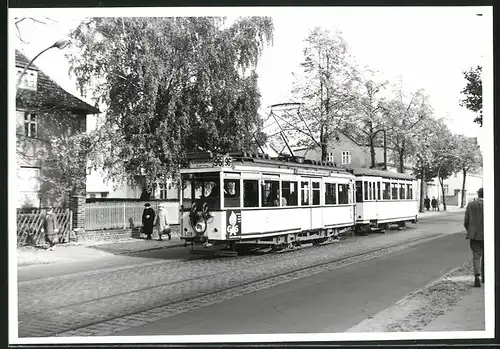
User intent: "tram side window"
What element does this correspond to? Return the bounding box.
[391,183,398,200]
[243,180,259,207]
[325,183,337,205]
[383,182,391,200]
[301,181,310,205]
[338,184,349,204]
[377,182,381,200]
[407,184,413,199]
[282,181,298,206]
[369,182,374,200]
[356,181,363,202]
[224,179,241,207]
[399,183,406,200]
[364,182,369,201]
[262,180,280,207]
[312,182,320,205]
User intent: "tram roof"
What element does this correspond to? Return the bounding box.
[350,167,416,180]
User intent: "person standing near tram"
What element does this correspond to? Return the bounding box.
[142,203,156,240]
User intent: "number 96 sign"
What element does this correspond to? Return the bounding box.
[213,156,232,167]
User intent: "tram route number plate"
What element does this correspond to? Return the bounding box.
[226,210,242,238]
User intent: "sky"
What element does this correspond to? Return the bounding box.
[10,6,492,149]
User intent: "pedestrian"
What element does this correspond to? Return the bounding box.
[142,203,155,240]
[464,188,484,287]
[41,207,59,251]
[431,197,437,211]
[424,196,430,211]
[155,204,171,241]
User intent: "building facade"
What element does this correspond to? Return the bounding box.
[16,50,99,208]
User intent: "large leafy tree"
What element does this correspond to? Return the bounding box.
[383,83,433,173]
[277,27,359,161]
[459,65,482,127]
[452,134,483,207]
[68,17,273,191]
[342,70,388,168]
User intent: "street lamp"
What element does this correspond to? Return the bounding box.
[16,39,70,90]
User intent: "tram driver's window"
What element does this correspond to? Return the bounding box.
[383,182,391,200]
[262,180,280,207]
[338,183,349,204]
[243,180,259,207]
[282,181,298,206]
[224,179,240,208]
[301,181,310,205]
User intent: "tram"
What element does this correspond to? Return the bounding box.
[353,168,419,234]
[180,151,356,254]
[179,151,419,255]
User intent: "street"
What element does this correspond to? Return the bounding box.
[17,212,476,337]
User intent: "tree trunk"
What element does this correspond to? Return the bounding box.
[399,151,405,173]
[439,176,447,211]
[321,141,328,162]
[461,168,467,208]
[419,166,425,212]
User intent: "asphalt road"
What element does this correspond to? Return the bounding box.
[112,231,470,335]
[17,212,467,337]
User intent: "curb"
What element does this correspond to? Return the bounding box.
[111,242,186,255]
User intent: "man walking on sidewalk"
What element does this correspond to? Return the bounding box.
[464,188,484,287]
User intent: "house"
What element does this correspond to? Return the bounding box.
[425,169,483,207]
[291,131,414,174]
[15,49,100,208]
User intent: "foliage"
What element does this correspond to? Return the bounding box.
[342,70,389,168]
[67,17,274,190]
[277,27,359,160]
[452,134,483,207]
[459,66,482,127]
[383,82,434,173]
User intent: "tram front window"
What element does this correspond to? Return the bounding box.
[181,173,220,210]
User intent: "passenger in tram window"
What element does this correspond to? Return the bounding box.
[281,196,288,206]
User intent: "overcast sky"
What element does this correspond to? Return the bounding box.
[10,7,492,149]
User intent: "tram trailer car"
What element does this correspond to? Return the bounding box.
[352,168,419,235]
[180,151,356,254]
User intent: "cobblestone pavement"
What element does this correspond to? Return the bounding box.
[18,214,464,338]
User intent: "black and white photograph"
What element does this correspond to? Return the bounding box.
[9,5,494,345]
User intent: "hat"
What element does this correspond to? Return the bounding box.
[477,188,483,198]
[144,203,151,207]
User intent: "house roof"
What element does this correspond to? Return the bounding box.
[15,50,100,115]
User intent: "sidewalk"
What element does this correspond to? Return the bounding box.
[17,237,186,267]
[418,206,465,219]
[424,286,485,331]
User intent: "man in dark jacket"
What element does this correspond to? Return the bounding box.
[142,203,156,240]
[464,188,484,287]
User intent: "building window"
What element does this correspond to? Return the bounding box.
[341,151,351,165]
[24,113,38,138]
[444,184,449,195]
[89,193,96,199]
[101,192,108,198]
[327,152,334,162]
[159,183,168,199]
[17,68,38,90]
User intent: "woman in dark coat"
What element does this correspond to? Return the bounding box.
[42,207,59,251]
[142,203,156,240]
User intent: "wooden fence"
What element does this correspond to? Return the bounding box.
[84,201,180,231]
[17,207,73,247]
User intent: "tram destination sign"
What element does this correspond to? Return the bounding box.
[294,168,331,177]
[189,155,233,169]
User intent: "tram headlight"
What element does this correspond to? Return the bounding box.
[195,221,206,233]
